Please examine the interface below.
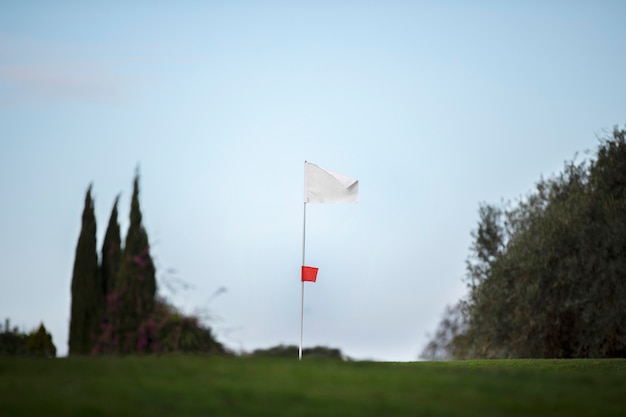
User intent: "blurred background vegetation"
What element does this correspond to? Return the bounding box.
[2,128,625,360]
[422,127,626,359]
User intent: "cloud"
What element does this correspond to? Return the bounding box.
[0,35,126,107]
[0,62,124,106]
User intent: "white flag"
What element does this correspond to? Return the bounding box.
[304,162,358,203]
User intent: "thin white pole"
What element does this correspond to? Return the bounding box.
[299,200,307,360]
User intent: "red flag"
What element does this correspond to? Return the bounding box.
[301,266,318,282]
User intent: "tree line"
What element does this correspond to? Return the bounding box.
[0,319,56,357]
[422,127,626,359]
[69,171,225,355]
[249,344,349,360]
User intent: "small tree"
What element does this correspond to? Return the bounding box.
[27,323,57,357]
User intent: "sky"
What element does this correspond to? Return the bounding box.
[1,1,625,361]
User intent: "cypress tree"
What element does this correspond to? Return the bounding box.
[101,195,122,298]
[93,195,123,353]
[69,185,100,355]
[114,172,157,353]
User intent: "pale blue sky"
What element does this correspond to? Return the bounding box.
[1,1,625,360]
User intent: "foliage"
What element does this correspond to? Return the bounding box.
[68,184,101,355]
[1,357,625,416]
[0,319,28,356]
[250,344,347,360]
[26,324,57,357]
[78,171,225,355]
[1,319,56,357]
[423,127,626,359]
[139,298,226,354]
[419,302,469,361]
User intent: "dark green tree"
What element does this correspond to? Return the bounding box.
[86,172,225,356]
[423,127,626,359]
[69,185,101,355]
[113,172,157,353]
[0,319,28,356]
[1,319,56,357]
[27,323,57,357]
[251,344,346,360]
[582,127,626,357]
[421,203,509,360]
[101,195,122,299]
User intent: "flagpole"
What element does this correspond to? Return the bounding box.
[299,160,358,360]
[299,198,307,360]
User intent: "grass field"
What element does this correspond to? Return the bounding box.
[1,356,625,416]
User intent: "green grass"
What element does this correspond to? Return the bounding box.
[1,357,625,416]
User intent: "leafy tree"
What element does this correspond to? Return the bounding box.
[69,185,101,355]
[137,298,226,354]
[420,302,469,360]
[466,203,506,290]
[423,127,626,359]
[583,128,626,357]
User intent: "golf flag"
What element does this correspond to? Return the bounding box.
[304,162,358,203]
[301,266,318,282]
